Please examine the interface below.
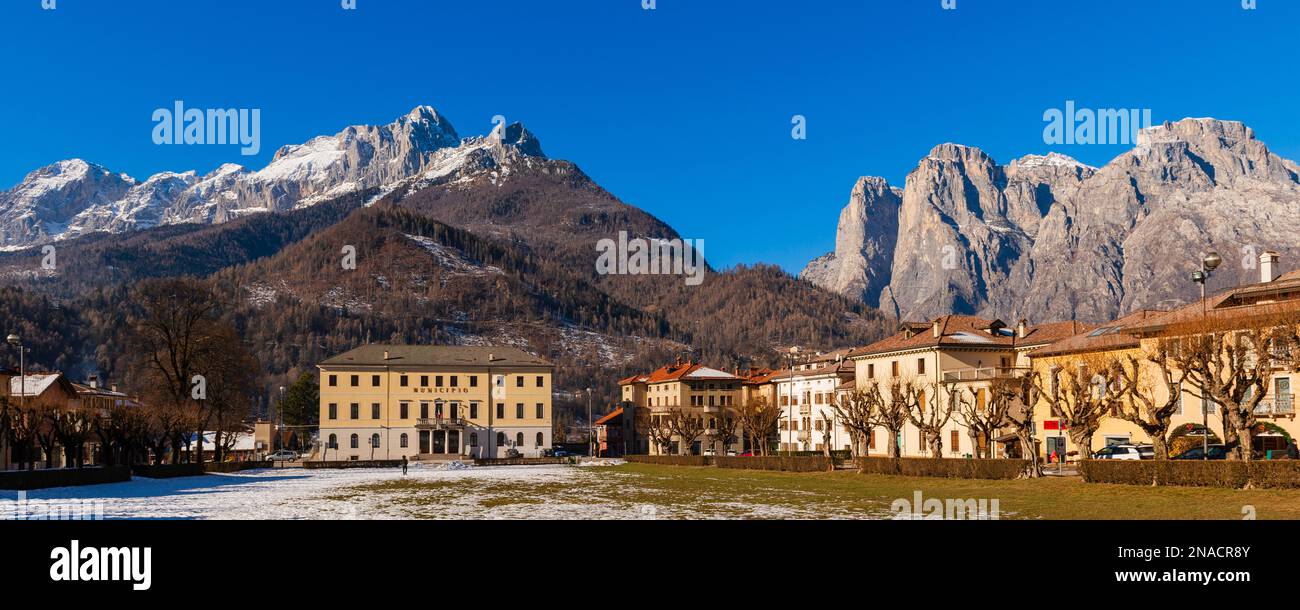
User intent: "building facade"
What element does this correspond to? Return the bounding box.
[619,361,744,456]
[318,345,554,460]
[847,317,1083,458]
[1030,252,1300,460]
[770,351,855,453]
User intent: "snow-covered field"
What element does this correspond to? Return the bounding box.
[0,462,896,520]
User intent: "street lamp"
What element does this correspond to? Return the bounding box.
[586,387,594,458]
[1190,251,1222,460]
[786,346,801,454]
[6,334,24,410]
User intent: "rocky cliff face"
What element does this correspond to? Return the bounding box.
[0,106,542,249]
[800,177,901,306]
[803,118,1300,324]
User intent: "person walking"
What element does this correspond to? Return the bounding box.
[1287,439,1298,460]
[401,456,409,476]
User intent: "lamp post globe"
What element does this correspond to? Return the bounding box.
[6,334,18,346]
[1202,252,1223,272]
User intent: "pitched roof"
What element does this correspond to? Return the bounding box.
[1124,272,1300,335]
[620,361,741,385]
[10,373,75,398]
[320,345,551,368]
[848,316,1091,358]
[1032,310,1167,358]
[594,407,624,426]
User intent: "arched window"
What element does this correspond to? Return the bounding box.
[350,434,359,449]
[371,433,380,448]
[516,432,524,447]
[496,432,506,447]
[469,433,478,447]
[400,433,409,448]
[328,434,337,449]
[535,432,544,447]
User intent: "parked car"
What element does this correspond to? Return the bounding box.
[1092,445,1145,461]
[703,448,717,456]
[1172,444,1229,460]
[739,452,754,457]
[267,450,299,462]
[1136,445,1156,460]
[548,448,569,458]
[726,450,739,457]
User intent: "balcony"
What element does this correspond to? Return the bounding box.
[416,417,467,430]
[942,367,1030,383]
[1254,396,1295,418]
[796,430,812,443]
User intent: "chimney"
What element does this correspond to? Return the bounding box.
[1261,251,1280,283]
[1017,319,1028,339]
[383,350,390,361]
[932,319,942,339]
[88,375,98,389]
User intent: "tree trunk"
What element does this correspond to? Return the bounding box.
[1068,428,1093,461]
[886,428,900,458]
[1150,433,1170,460]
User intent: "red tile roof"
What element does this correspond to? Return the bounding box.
[594,407,624,426]
[848,316,1092,358]
[1032,310,1167,358]
[1124,274,1300,335]
[619,362,741,385]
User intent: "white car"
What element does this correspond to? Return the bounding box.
[266,450,300,462]
[703,448,717,457]
[1092,445,1149,461]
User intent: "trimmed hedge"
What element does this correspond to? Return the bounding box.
[624,455,713,467]
[0,466,132,490]
[303,460,405,469]
[773,450,853,461]
[205,461,272,473]
[1079,460,1300,489]
[132,464,206,478]
[475,457,568,466]
[858,457,1031,480]
[716,456,833,472]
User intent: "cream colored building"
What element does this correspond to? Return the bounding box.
[318,346,554,460]
[1030,253,1300,459]
[771,350,855,453]
[847,317,1084,458]
[619,361,744,456]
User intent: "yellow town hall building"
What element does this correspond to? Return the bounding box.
[318,345,554,460]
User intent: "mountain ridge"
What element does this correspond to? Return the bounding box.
[802,117,1300,324]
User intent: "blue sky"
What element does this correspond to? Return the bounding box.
[1,0,1296,272]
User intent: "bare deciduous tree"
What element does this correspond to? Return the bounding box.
[737,396,780,456]
[906,381,954,458]
[1114,347,1189,459]
[1031,355,1121,461]
[666,408,706,456]
[1162,310,1299,461]
[832,386,880,459]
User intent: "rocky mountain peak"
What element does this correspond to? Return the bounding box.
[0,107,550,249]
[807,117,1300,325]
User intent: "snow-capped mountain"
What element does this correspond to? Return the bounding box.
[0,106,543,249]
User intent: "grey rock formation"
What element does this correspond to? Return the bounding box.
[806,118,1300,324]
[800,177,900,306]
